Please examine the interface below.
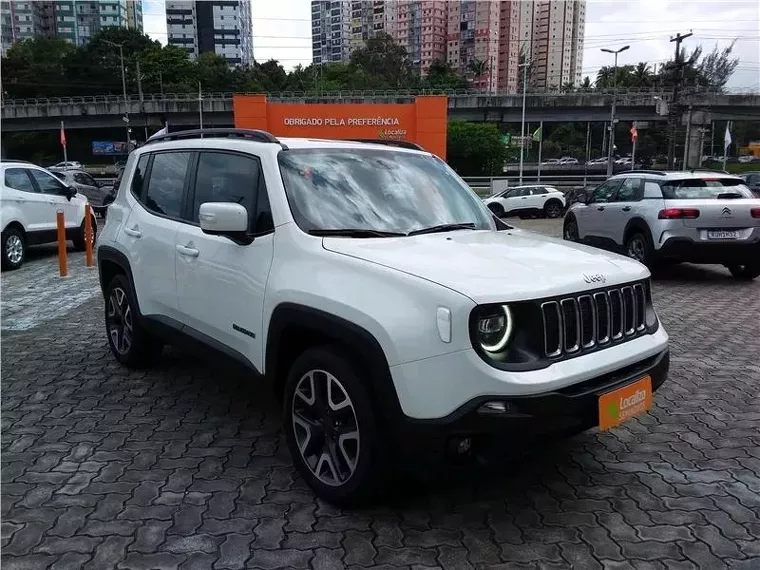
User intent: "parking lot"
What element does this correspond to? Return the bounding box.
[2,218,759,570]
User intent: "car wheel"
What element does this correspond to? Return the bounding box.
[563,216,579,242]
[727,263,760,280]
[544,200,563,219]
[73,215,97,251]
[104,274,163,367]
[487,203,505,217]
[2,227,26,270]
[283,346,385,507]
[625,231,654,266]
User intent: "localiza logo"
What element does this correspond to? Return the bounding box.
[583,273,607,284]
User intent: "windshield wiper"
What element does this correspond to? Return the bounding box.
[308,228,405,238]
[407,223,477,236]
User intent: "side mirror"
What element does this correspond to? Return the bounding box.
[61,185,76,200]
[575,192,588,204]
[199,202,251,244]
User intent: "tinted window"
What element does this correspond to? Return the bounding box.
[131,155,149,197]
[660,178,753,199]
[4,168,36,192]
[74,172,97,186]
[29,169,67,194]
[144,152,190,218]
[51,171,67,181]
[590,180,621,203]
[615,178,642,202]
[192,152,260,224]
[533,187,548,195]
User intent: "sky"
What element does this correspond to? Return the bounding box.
[142,0,760,90]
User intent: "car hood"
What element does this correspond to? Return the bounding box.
[322,228,649,303]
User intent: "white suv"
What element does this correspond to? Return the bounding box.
[483,185,566,219]
[2,160,97,270]
[97,129,670,506]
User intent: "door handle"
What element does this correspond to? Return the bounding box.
[123,226,141,238]
[521,197,528,200]
[176,244,199,258]
[597,206,605,211]
[622,206,632,212]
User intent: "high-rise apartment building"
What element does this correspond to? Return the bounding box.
[446,0,501,91]
[311,0,350,65]
[1,0,142,55]
[530,0,585,90]
[166,0,253,66]
[396,0,446,75]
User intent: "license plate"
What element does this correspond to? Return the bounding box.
[598,376,653,431]
[707,230,739,240]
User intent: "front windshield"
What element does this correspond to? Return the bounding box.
[278,148,493,234]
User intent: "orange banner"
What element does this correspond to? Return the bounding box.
[233,95,447,160]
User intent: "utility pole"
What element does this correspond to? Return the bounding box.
[601,45,629,177]
[103,39,130,150]
[682,104,693,169]
[136,60,147,141]
[198,81,203,131]
[666,31,693,170]
[518,57,530,185]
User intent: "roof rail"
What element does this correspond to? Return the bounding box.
[689,167,731,175]
[348,139,425,151]
[145,128,288,149]
[616,169,667,176]
[0,159,33,164]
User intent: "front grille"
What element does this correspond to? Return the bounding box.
[540,283,648,359]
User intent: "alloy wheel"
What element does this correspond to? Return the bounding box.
[106,287,133,355]
[547,204,561,218]
[627,237,646,262]
[291,369,360,487]
[6,235,23,264]
[564,220,578,241]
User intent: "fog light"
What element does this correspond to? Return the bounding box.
[478,401,515,415]
[456,437,472,455]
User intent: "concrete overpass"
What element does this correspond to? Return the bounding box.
[2,89,759,132]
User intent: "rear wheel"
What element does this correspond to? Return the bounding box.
[544,200,563,219]
[2,227,25,270]
[727,263,760,280]
[283,346,385,507]
[104,274,163,367]
[625,231,654,266]
[488,203,505,217]
[73,215,97,251]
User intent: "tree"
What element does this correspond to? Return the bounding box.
[1,37,76,98]
[424,58,467,90]
[632,62,652,87]
[697,41,739,91]
[447,122,507,176]
[349,33,412,88]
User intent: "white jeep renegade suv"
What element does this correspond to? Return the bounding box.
[97,129,670,505]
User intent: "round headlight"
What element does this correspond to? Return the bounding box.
[477,305,513,353]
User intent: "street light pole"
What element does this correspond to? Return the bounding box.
[601,45,629,177]
[103,39,130,149]
[518,58,530,185]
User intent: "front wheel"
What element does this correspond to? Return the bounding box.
[544,200,563,219]
[727,263,760,280]
[283,346,384,507]
[563,216,579,242]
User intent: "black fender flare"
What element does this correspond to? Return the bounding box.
[623,217,655,246]
[96,245,140,312]
[265,302,404,422]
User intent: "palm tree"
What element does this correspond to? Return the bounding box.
[580,76,592,91]
[561,81,575,93]
[632,62,652,87]
[595,66,615,89]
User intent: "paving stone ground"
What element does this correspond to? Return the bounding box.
[2,219,759,570]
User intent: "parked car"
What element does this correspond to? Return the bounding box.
[563,170,760,279]
[1,160,97,270]
[97,128,669,505]
[483,184,566,218]
[541,158,561,166]
[49,168,111,214]
[48,161,83,170]
[739,172,760,198]
[558,157,579,165]
[586,157,609,166]
[738,155,758,164]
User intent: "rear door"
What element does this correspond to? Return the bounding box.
[73,172,104,206]
[661,177,759,234]
[606,177,644,246]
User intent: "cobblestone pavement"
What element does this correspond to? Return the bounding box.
[2,219,759,570]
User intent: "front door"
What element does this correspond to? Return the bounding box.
[581,179,622,243]
[3,168,52,233]
[175,150,274,372]
[28,168,79,231]
[605,178,644,246]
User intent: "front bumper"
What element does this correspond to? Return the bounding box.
[658,236,760,264]
[392,349,669,465]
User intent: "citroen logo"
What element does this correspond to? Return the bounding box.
[722,207,732,218]
[583,273,607,284]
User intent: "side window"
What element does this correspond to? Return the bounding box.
[615,178,642,202]
[192,151,260,225]
[4,168,36,192]
[644,181,662,196]
[75,172,98,186]
[533,187,548,195]
[29,169,67,194]
[590,180,621,204]
[143,152,190,218]
[131,155,150,198]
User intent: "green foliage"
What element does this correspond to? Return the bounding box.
[447,122,507,176]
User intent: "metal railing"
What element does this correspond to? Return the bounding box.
[2,86,750,109]
[463,175,606,197]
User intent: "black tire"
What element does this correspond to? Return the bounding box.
[104,274,163,368]
[624,231,655,266]
[283,346,385,507]
[727,263,760,280]
[1,226,26,270]
[488,203,505,217]
[544,200,563,219]
[563,216,579,242]
[73,215,97,251]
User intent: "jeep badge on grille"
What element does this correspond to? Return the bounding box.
[583,273,607,284]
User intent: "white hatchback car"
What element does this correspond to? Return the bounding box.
[1,160,97,270]
[483,184,566,218]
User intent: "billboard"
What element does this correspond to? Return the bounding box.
[233,95,448,159]
[92,141,128,155]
